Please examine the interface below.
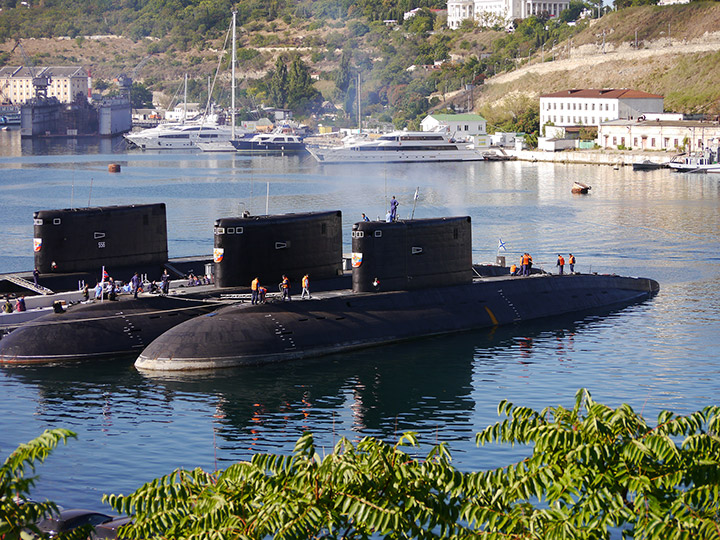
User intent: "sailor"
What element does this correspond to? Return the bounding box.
[301,274,311,300]
[258,285,267,304]
[15,296,26,312]
[131,272,140,299]
[361,213,370,222]
[33,267,39,287]
[251,277,259,305]
[390,196,399,222]
[569,253,576,273]
[521,253,530,276]
[527,253,533,275]
[82,284,89,301]
[510,263,518,276]
[556,254,565,275]
[2,297,13,313]
[281,275,291,302]
[161,269,170,295]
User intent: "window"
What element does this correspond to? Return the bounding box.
[612,136,617,145]
[634,137,638,146]
[674,138,679,147]
[621,137,625,146]
[651,138,656,147]
[664,138,669,148]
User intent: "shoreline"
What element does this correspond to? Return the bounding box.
[509,148,676,167]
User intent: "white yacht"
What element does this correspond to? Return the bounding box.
[306,130,484,163]
[124,122,234,150]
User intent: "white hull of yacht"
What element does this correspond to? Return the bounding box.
[125,125,234,150]
[307,146,484,163]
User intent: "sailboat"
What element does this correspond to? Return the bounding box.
[196,11,252,152]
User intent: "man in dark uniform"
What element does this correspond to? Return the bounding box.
[131,272,140,299]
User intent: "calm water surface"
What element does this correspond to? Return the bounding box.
[0,129,719,510]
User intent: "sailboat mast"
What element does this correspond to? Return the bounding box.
[183,73,188,124]
[357,71,361,135]
[231,10,237,140]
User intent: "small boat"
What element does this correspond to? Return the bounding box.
[482,147,517,161]
[632,159,668,171]
[667,149,720,173]
[572,182,591,194]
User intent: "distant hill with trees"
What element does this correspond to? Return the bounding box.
[1,0,719,136]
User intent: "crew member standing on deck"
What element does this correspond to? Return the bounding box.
[556,254,565,275]
[301,274,311,300]
[362,213,370,222]
[161,269,170,295]
[521,253,530,276]
[33,267,39,287]
[131,272,140,299]
[251,277,259,305]
[389,196,399,222]
[281,275,291,302]
[569,253,576,273]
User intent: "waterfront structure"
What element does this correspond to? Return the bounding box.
[0,66,88,104]
[421,113,490,147]
[597,117,720,153]
[539,89,664,134]
[447,0,570,28]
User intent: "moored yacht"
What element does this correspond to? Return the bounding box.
[125,122,234,150]
[668,148,720,173]
[230,131,306,153]
[306,130,484,163]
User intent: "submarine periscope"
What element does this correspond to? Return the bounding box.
[135,216,659,371]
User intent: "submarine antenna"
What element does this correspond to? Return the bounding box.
[265,181,270,215]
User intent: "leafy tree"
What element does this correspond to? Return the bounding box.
[104,390,720,539]
[268,56,288,108]
[129,82,153,108]
[334,50,353,94]
[0,429,76,540]
[287,55,321,112]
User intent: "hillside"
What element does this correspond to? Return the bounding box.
[473,4,720,116]
[1,2,720,126]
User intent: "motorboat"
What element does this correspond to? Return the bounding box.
[230,131,306,153]
[667,149,720,173]
[124,121,234,150]
[306,130,484,163]
[632,159,668,171]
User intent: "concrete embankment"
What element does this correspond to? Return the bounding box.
[510,149,675,167]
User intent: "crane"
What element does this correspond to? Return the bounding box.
[116,55,152,100]
[11,40,51,100]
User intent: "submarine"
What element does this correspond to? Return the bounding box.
[0,208,346,364]
[135,216,659,371]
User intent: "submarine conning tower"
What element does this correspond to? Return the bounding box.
[33,203,168,274]
[352,216,472,293]
[214,211,343,288]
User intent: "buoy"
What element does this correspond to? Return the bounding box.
[108,163,121,173]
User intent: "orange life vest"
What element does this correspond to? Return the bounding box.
[302,275,309,288]
[282,277,289,289]
[569,255,575,264]
[558,256,565,265]
[251,278,259,291]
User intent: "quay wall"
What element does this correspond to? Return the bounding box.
[509,149,676,167]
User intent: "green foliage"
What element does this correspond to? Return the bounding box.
[0,429,76,540]
[104,391,720,539]
[268,56,288,108]
[130,82,154,108]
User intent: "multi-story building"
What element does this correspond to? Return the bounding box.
[447,0,570,29]
[0,66,88,104]
[539,89,664,133]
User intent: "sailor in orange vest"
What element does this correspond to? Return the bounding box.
[281,274,291,301]
[301,274,311,300]
[568,253,576,273]
[556,254,565,275]
[521,253,532,276]
[510,263,518,276]
[251,277,259,305]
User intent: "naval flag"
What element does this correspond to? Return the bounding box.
[498,238,507,251]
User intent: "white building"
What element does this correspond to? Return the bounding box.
[539,88,664,133]
[597,118,720,153]
[447,0,570,29]
[421,113,490,146]
[0,66,88,104]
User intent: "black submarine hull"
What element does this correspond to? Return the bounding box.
[134,273,659,371]
[0,295,220,364]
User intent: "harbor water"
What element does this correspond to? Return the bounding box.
[0,128,719,511]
